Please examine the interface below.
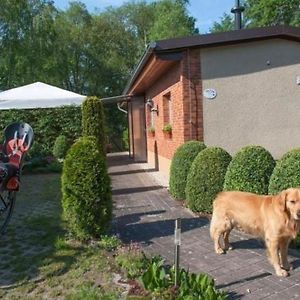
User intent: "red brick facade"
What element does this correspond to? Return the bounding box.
[145,49,203,166]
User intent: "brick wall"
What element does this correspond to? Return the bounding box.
[145,49,203,176]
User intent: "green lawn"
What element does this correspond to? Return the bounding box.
[0,174,124,300]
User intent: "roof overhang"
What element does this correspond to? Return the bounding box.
[101,94,132,105]
[126,51,183,95]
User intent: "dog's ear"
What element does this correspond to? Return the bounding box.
[278,190,287,212]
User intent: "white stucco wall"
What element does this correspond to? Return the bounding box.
[201,39,300,159]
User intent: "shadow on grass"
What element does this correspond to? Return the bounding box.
[0,174,88,289]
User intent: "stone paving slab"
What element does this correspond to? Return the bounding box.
[108,153,300,299]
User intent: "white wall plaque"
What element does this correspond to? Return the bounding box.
[203,88,217,99]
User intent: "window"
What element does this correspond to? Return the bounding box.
[163,92,172,125]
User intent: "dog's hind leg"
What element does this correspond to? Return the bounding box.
[210,214,232,254]
[223,229,233,251]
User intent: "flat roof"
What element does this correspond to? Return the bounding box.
[123,26,300,95]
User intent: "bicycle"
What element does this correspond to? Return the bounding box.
[0,122,34,234]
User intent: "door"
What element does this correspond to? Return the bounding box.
[131,96,147,162]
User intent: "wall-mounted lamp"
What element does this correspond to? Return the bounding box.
[146,98,158,115]
[146,98,154,108]
[151,106,159,114]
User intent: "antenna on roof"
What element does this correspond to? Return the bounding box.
[231,0,245,30]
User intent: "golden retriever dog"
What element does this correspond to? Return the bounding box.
[210,188,300,277]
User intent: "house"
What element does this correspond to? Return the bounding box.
[103,26,300,180]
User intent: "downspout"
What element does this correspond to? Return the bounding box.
[117,102,128,114]
[188,48,193,140]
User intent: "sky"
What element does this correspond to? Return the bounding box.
[53,0,235,34]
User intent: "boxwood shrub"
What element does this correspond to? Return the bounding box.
[61,136,112,240]
[224,145,275,194]
[53,135,70,159]
[185,147,231,213]
[169,141,206,200]
[269,148,300,195]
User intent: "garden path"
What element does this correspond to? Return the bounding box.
[109,152,300,300]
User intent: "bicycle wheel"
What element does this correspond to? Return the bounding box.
[0,190,16,234]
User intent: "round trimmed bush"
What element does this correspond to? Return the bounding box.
[185,147,231,213]
[61,136,112,240]
[269,148,300,195]
[169,141,206,200]
[224,145,275,194]
[53,135,69,159]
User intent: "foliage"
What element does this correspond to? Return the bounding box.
[148,126,155,133]
[0,106,81,158]
[140,258,226,299]
[122,128,129,151]
[245,0,300,27]
[210,13,235,33]
[148,0,199,41]
[210,0,300,33]
[0,1,199,151]
[268,148,300,195]
[82,96,106,155]
[61,136,112,240]
[23,157,62,174]
[169,141,206,200]
[0,0,58,90]
[162,123,172,133]
[116,243,149,279]
[52,135,69,159]
[185,147,231,213]
[224,145,275,194]
[98,235,122,252]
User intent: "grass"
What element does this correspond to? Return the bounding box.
[0,174,126,299]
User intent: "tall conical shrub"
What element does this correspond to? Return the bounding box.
[61,136,112,240]
[169,141,206,200]
[82,96,106,154]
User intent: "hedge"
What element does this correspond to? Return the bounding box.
[61,136,112,240]
[224,145,275,194]
[0,106,81,158]
[185,147,231,213]
[169,141,206,200]
[269,148,300,195]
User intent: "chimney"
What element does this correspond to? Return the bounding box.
[231,0,245,30]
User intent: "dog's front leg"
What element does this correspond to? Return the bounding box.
[279,238,292,271]
[266,238,289,277]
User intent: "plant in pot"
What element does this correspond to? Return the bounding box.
[162,123,172,138]
[148,126,155,137]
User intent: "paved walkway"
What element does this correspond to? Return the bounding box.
[108,153,300,299]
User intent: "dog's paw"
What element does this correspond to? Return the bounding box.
[215,247,225,254]
[276,268,289,277]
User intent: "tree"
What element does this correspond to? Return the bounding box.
[0,0,57,90]
[210,13,234,33]
[210,0,300,33]
[149,0,198,41]
[245,0,300,27]
[53,2,92,94]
